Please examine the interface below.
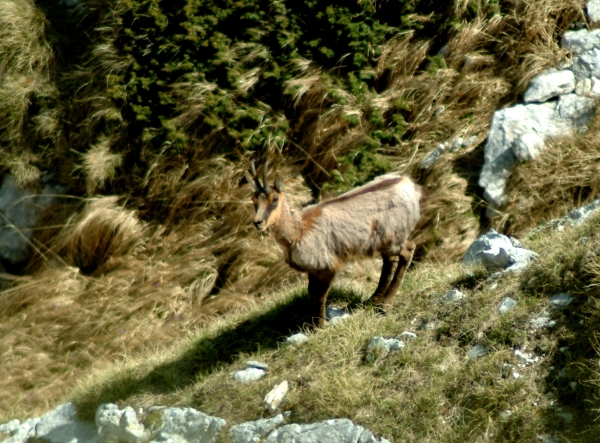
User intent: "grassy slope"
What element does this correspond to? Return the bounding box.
[65,212,600,443]
[2,0,600,436]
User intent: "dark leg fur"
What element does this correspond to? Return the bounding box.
[372,241,415,307]
[307,270,336,327]
[369,255,398,305]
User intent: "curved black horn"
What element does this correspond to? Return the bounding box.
[263,160,271,193]
[249,159,263,191]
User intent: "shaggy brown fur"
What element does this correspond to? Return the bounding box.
[247,162,422,326]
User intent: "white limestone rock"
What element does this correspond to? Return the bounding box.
[514,349,539,365]
[232,367,266,383]
[468,345,488,360]
[420,143,446,169]
[21,403,99,443]
[464,229,538,272]
[401,331,417,340]
[530,315,556,329]
[326,307,350,325]
[568,198,600,224]
[264,419,390,443]
[588,0,600,23]
[230,414,288,443]
[463,229,514,266]
[264,381,289,413]
[148,407,226,443]
[512,132,544,161]
[366,336,405,362]
[1,418,39,443]
[499,297,517,314]
[562,29,600,55]
[523,69,575,103]
[96,404,147,443]
[0,421,20,435]
[479,96,595,207]
[550,292,574,308]
[286,333,309,345]
[441,289,465,303]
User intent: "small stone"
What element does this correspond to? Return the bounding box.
[468,345,488,360]
[549,292,574,308]
[499,297,517,314]
[449,137,464,152]
[463,135,478,147]
[512,372,520,379]
[420,143,446,169]
[570,382,578,390]
[530,316,555,329]
[560,346,570,353]
[366,336,405,362]
[325,307,350,325]
[434,105,446,116]
[463,229,514,266]
[515,349,536,365]
[499,410,513,420]
[246,360,268,370]
[232,368,266,383]
[286,333,309,345]
[441,289,465,303]
[264,381,289,413]
[400,331,417,340]
[557,412,574,423]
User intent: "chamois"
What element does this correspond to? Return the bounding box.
[246,161,422,327]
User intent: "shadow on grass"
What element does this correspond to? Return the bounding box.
[74,284,366,421]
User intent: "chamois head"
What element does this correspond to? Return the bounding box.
[246,160,283,231]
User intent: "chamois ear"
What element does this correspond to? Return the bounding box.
[245,171,258,192]
[274,176,283,193]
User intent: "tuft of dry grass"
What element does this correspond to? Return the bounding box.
[51,197,142,275]
[498,113,600,235]
[79,139,123,194]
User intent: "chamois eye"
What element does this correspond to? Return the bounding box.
[272,196,279,205]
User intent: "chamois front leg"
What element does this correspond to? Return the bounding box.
[369,254,398,305]
[307,269,336,327]
[374,241,415,307]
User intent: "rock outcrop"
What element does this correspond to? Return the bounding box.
[463,229,538,272]
[1,403,389,443]
[479,25,600,208]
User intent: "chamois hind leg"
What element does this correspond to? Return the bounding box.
[375,241,415,307]
[369,254,398,305]
[307,269,336,327]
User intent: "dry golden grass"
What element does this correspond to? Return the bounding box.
[498,113,600,234]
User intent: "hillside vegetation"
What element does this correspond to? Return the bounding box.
[1,0,600,440]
